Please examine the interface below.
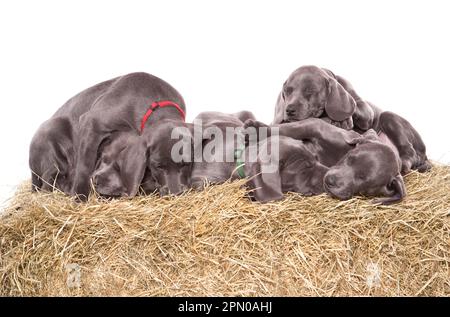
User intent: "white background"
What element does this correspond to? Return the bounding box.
[1,0,449,207]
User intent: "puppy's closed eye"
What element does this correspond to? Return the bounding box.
[346,155,357,165]
[284,86,294,97]
[303,160,314,169]
[113,161,120,171]
[303,87,316,99]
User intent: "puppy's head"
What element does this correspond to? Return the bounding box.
[323,130,406,204]
[280,66,356,123]
[278,138,328,196]
[93,132,149,198]
[245,136,328,202]
[146,120,193,196]
[29,117,75,194]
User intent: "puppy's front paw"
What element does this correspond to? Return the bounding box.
[322,116,354,130]
[243,119,271,145]
[243,119,269,130]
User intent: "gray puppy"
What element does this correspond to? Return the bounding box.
[191,111,328,203]
[273,65,356,128]
[91,131,159,197]
[244,118,407,204]
[273,65,431,174]
[29,72,192,200]
[29,117,75,194]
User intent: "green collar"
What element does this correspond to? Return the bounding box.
[234,148,246,178]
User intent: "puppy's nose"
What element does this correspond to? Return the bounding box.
[159,186,169,196]
[325,174,338,188]
[171,189,184,196]
[159,185,187,196]
[285,104,297,117]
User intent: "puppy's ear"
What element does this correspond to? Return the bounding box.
[245,156,284,203]
[354,101,375,131]
[324,73,356,122]
[120,138,148,197]
[346,129,379,145]
[373,174,406,205]
[281,80,288,100]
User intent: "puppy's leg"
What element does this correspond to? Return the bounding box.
[379,111,424,174]
[320,116,354,130]
[333,74,377,131]
[232,110,256,123]
[243,119,271,145]
[31,173,42,192]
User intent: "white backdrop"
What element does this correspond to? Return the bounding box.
[1,0,449,206]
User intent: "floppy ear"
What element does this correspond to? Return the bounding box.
[346,129,379,145]
[245,157,284,203]
[281,80,288,100]
[354,100,375,131]
[120,138,148,197]
[373,174,407,205]
[324,74,356,122]
[273,93,285,125]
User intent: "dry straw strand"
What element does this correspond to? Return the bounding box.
[1,165,449,296]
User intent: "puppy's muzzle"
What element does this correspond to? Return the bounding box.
[285,104,297,118]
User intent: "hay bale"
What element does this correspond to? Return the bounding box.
[1,165,449,296]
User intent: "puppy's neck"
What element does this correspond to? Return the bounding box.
[377,131,400,159]
[142,106,186,126]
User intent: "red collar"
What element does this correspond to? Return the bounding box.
[140,100,186,133]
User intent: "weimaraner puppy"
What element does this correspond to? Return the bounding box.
[91,130,159,197]
[244,118,408,204]
[29,117,75,194]
[191,111,328,202]
[273,65,431,174]
[30,126,160,198]
[29,72,192,200]
[273,65,357,129]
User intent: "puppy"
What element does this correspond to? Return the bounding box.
[191,111,328,203]
[273,65,431,174]
[244,118,407,204]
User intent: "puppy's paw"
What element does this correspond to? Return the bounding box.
[74,194,88,203]
[243,119,271,145]
[243,119,269,130]
[416,160,432,173]
[321,116,353,130]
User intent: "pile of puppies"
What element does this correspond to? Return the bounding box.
[29,66,431,204]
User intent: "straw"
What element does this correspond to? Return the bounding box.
[1,165,449,296]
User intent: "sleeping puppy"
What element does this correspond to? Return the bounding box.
[30,123,189,198]
[29,117,75,194]
[324,130,406,205]
[273,65,431,174]
[376,111,431,174]
[244,135,328,202]
[92,131,157,198]
[29,72,192,200]
[191,111,328,203]
[273,65,356,129]
[244,118,407,204]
